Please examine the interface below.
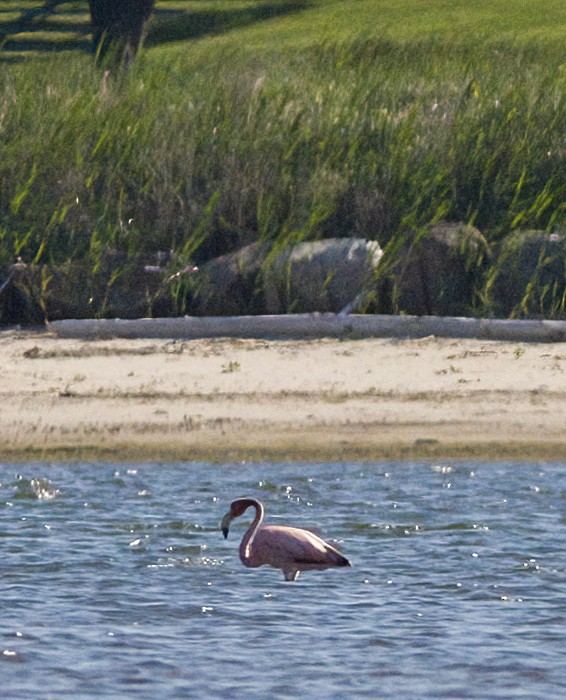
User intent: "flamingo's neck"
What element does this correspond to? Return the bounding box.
[239,499,264,567]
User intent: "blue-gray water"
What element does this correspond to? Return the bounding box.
[1,460,565,699]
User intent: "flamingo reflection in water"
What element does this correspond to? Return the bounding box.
[221,497,351,581]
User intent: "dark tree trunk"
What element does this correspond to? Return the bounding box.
[88,0,155,66]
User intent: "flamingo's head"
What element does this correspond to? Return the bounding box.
[220,498,261,538]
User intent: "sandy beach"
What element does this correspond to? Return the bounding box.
[1,326,566,462]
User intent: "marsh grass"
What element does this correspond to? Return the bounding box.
[1,1,566,317]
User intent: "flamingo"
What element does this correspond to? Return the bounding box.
[221,497,351,581]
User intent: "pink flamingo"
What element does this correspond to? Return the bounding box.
[221,497,351,581]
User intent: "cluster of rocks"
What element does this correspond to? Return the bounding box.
[1,223,565,325]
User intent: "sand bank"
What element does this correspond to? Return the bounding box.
[1,326,565,462]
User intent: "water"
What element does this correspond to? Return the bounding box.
[1,460,565,699]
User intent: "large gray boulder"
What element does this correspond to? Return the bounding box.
[382,222,489,316]
[486,230,566,318]
[3,257,171,322]
[263,238,383,314]
[0,266,44,326]
[188,242,270,316]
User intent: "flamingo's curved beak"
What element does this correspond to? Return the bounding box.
[221,513,231,539]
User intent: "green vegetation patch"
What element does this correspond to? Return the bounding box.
[1,1,565,319]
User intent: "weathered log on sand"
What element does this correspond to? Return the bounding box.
[49,314,566,343]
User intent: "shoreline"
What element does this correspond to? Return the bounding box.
[1,327,566,463]
[3,437,566,465]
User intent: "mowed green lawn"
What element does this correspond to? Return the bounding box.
[156,0,566,52]
[2,0,565,60]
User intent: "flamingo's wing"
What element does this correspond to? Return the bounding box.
[255,525,348,568]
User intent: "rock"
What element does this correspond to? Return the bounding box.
[5,259,171,321]
[382,222,489,316]
[104,266,172,319]
[0,267,44,326]
[487,230,566,318]
[264,238,382,314]
[188,242,271,316]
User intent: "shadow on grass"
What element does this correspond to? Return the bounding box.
[0,0,310,63]
[146,1,311,47]
[0,0,91,59]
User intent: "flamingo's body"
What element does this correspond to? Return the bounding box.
[221,497,351,581]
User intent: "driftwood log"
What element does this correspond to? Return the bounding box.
[49,314,566,343]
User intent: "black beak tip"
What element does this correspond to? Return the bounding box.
[222,527,229,539]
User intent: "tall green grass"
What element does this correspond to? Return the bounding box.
[1,0,566,315]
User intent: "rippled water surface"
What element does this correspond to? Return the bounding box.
[2,460,566,699]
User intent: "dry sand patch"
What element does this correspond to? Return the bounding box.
[1,329,565,461]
